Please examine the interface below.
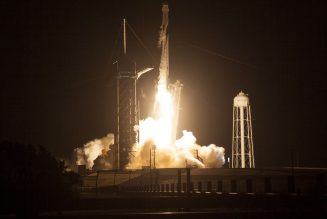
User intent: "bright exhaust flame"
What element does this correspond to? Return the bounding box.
[73,81,225,170]
[139,83,174,148]
[128,77,225,169]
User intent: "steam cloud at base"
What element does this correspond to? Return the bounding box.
[128,130,225,169]
[74,133,114,170]
[73,130,225,170]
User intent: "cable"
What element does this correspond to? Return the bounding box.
[126,21,156,64]
[180,41,259,70]
[109,22,123,65]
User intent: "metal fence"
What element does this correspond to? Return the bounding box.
[79,168,327,196]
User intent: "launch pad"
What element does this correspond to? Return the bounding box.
[69,5,327,217]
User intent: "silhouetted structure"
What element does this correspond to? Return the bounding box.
[115,54,138,170]
[232,91,255,168]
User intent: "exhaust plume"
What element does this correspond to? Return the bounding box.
[128,130,225,169]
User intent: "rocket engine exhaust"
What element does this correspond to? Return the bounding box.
[128,4,225,169]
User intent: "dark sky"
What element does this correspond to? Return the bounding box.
[1,0,326,167]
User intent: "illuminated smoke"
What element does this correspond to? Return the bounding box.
[74,48,225,171]
[128,129,225,169]
[74,133,114,170]
[93,152,113,171]
[128,44,225,169]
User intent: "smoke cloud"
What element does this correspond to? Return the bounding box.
[128,130,225,169]
[74,131,224,171]
[74,133,114,170]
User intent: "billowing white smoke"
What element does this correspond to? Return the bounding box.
[74,130,225,170]
[176,131,225,168]
[74,133,114,170]
[127,73,225,169]
[128,130,225,169]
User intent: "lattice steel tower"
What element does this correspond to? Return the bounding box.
[115,60,137,170]
[115,19,138,170]
[232,91,255,168]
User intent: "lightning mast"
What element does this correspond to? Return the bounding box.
[115,18,137,170]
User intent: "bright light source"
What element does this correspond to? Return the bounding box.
[136,67,154,80]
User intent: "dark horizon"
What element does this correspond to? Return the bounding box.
[1,0,327,168]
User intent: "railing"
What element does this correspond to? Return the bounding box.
[79,168,326,196]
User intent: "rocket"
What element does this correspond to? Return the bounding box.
[158,4,169,87]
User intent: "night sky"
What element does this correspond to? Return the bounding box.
[1,0,326,167]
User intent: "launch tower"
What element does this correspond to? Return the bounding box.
[114,19,153,170]
[115,19,138,170]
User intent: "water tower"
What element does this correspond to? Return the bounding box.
[232,91,255,168]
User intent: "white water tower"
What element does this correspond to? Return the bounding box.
[232,91,255,168]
